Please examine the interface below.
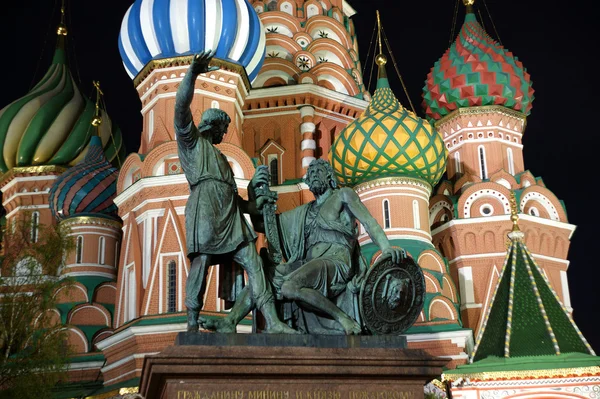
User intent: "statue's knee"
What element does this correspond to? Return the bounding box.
[280,281,299,300]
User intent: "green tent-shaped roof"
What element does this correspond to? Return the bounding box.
[471,230,594,362]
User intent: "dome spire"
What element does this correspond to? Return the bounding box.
[53,0,68,65]
[56,0,68,36]
[91,81,103,132]
[375,10,389,87]
[463,0,475,14]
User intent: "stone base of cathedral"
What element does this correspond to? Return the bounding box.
[139,333,448,399]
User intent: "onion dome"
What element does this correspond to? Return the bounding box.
[330,56,446,188]
[0,29,125,174]
[118,0,266,82]
[422,4,534,121]
[49,136,119,221]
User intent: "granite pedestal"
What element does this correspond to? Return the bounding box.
[139,333,448,399]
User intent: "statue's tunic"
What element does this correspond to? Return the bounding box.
[274,197,364,332]
[175,120,256,259]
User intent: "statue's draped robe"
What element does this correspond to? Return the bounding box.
[175,121,253,302]
[273,201,365,334]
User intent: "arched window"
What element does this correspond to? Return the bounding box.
[269,157,279,187]
[211,100,220,109]
[454,152,462,175]
[507,148,515,175]
[413,200,420,230]
[98,236,106,265]
[76,236,84,264]
[30,211,39,243]
[168,261,177,313]
[306,4,319,18]
[478,146,488,180]
[383,200,391,229]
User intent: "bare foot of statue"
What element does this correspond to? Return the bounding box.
[339,316,362,335]
[198,316,237,333]
[263,321,302,334]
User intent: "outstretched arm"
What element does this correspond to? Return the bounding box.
[175,50,219,131]
[340,187,405,264]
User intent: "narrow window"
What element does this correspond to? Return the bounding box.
[30,211,39,243]
[454,152,462,174]
[413,200,420,230]
[98,236,106,265]
[127,268,136,321]
[76,236,84,264]
[383,200,391,229]
[478,146,488,180]
[115,241,120,266]
[269,157,279,187]
[507,148,515,175]
[211,100,220,109]
[168,261,177,313]
[148,109,155,140]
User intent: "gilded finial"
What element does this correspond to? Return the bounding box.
[56,0,68,36]
[463,0,475,13]
[375,10,387,66]
[510,192,520,232]
[91,81,103,128]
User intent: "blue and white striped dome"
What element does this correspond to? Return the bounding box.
[118,0,266,82]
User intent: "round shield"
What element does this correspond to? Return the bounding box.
[359,256,425,335]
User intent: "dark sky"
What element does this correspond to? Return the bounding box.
[1,1,598,353]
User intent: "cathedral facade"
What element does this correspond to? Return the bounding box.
[1,0,598,398]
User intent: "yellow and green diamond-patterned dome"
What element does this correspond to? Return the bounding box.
[329,68,447,188]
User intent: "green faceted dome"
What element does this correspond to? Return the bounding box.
[330,70,447,188]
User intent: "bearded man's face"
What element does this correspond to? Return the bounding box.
[306,165,331,196]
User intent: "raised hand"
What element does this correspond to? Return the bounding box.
[190,49,220,76]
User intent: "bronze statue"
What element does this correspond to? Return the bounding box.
[175,50,296,334]
[201,159,406,334]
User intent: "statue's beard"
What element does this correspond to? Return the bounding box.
[309,179,328,197]
[212,131,225,144]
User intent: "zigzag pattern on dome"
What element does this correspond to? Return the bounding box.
[119,0,266,82]
[422,12,534,121]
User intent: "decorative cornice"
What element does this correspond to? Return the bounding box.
[134,56,251,92]
[444,366,600,383]
[354,177,432,197]
[0,165,67,188]
[59,215,122,230]
[434,105,527,130]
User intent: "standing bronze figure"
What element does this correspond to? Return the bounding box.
[175,50,296,334]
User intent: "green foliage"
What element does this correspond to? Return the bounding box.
[0,215,75,399]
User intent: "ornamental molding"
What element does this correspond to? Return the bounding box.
[0,166,66,188]
[246,83,368,110]
[134,56,250,92]
[445,371,600,385]
[354,177,432,197]
[435,105,527,131]
[59,216,122,230]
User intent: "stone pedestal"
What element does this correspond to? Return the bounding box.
[139,334,447,399]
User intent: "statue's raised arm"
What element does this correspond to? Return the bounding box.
[174,50,220,145]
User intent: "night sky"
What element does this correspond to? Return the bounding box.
[1,1,598,352]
